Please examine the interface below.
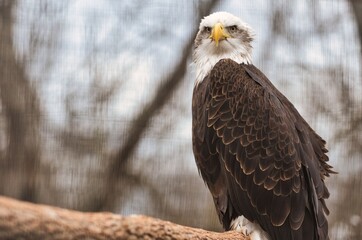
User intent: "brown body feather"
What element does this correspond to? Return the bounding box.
[192,59,334,240]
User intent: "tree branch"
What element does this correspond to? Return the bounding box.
[0,196,247,240]
[350,0,362,55]
[99,0,220,211]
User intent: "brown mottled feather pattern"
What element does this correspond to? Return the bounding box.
[192,59,334,240]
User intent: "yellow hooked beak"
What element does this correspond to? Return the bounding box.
[210,23,230,47]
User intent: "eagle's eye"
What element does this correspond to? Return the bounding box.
[228,25,238,32]
[204,27,212,33]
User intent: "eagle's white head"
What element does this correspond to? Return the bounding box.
[193,12,255,84]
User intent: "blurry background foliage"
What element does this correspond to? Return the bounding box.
[0,0,361,239]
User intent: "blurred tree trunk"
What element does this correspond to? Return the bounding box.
[0,1,41,201]
[338,1,362,239]
[350,0,362,55]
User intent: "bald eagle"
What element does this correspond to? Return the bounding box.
[192,12,335,240]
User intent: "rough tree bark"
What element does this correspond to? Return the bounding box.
[0,196,247,240]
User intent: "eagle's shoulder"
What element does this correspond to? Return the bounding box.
[209,59,271,94]
[208,59,266,100]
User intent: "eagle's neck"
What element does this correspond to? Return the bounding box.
[193,51,252,85]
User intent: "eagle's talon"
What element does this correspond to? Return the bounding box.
[231,215,254,236]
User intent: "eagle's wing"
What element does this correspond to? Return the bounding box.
[192,59,333,240]
[192,73,231,229]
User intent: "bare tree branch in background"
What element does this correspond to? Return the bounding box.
[0,1,41,202]
[350,0,362,56]
[98,0,220,211]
